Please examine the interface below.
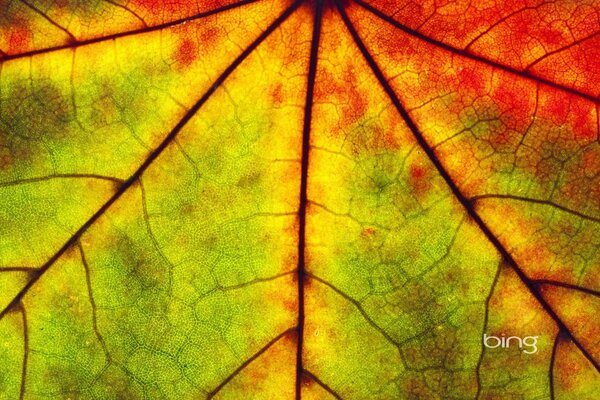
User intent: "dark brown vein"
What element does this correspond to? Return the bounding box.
[549,332,562,400]
[0,267,38,273]
[297,1,324,398]
[335,0,600,373]
[471,194,600,224]
[17,303,28,400]
[475,262,502,400]
[464,5,543,51]
[302,370,344,399]
[0,0,302,322]
[525,31,600,72]
[417,215,465,279]
[351,0,600,103]
[139,178,174,294]
[0,0,261,63]
[77,242,112,367]
[174,138,202,181]
[206,327,296,399]
[214,271,296,292]
[19,0,77,42]
[103,0,149,27]
[307,273,401,350]
[0,173,124,188]
[533,279,600,298]
[195,272,297,304]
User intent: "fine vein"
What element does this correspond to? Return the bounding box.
[0,0,302,322]
[335,0,600,373]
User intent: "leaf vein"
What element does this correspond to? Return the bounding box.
[296,1,325,398]
[336,0,600,374]
[302,370,344,399]
[471,194,600,224]
[0,0,262,64]
[352,0,600,102]
[0,0,302,323]
[206,327,297,399]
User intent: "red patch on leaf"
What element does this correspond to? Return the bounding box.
[7,25,32,54]
[571,98,595,140]
[490,129,511,149]
[371,125,400,151]
[361,227,376,237]
[546,97,570,124]
[271,83,284,105]
[283,297,298,313]
[198,26,221,50]
[519,241,553,273]
[316,68,368,135]
[175,39,197,67]
[384,133,400,149]
[409,163,431,196]
[55,0,71,7]
[537,27,566,48]
[582,150,600,178]
[410,165,425,179]
[458,68,485,93]
[341,70,368,125]
[493,80,525,110]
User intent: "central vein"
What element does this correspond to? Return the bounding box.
[296,0,324,398]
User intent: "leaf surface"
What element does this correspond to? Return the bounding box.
[0,0,599,399]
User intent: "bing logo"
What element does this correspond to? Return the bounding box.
[483,334,539,354]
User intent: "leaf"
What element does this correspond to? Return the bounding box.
[0,0,598,398]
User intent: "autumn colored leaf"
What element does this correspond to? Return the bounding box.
[0,0,599,399]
